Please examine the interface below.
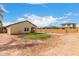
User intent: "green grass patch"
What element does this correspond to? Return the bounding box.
[22,33,50,40]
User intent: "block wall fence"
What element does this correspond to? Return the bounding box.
[36,28,79,33]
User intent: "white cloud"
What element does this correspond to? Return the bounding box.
[4,14,56,27]
[61,20,70,23]
[3,22,13,26]
[57,16,66,20]
[56,12,79,21]
[4,12,79,27]
[17,14,57,27]
[3,17,26,26]
[57,12,73,20]
[65,12,73,16]
[0,4,8,13]
[17,17,26,21]
[27,3,47,8]
[55,12,79,26]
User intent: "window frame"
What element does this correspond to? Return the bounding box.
[24,27,29,31]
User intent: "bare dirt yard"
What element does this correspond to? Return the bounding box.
[0,33,79,56]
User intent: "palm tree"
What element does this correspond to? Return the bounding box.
[0,20,3,32]
[0,8,4,33]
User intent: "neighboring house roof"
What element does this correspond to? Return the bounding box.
[6,20,37,27]
[61,23,76,25]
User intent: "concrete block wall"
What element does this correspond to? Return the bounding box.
[37,28,78,33]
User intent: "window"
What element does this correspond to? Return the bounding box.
[27,28,29,31]
[24,28,29,31]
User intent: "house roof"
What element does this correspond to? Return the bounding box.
[61,23,76,25]
[6,20,37,27]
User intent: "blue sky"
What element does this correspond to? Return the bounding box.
[0,3,79,27]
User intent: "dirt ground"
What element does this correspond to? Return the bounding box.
[0,33,79,56]
[39,33,79,56]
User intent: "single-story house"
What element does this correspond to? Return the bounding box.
[6,20,37,35]
[61,23,76,29]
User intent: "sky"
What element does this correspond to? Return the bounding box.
[0,3,79,27]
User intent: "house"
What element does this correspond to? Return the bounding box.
[61,23,76,29]
[6,20,37,35]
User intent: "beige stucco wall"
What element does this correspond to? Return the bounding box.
[7,21,37,34]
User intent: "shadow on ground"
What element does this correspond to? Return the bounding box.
[0,39,39,51]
